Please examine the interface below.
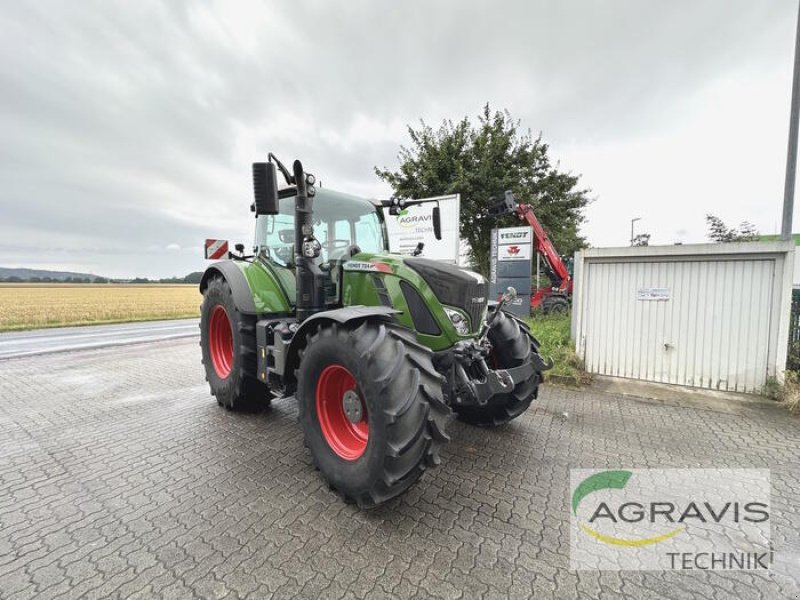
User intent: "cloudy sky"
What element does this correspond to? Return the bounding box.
[0,1,797,278]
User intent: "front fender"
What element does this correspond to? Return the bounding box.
[284,306,400,384]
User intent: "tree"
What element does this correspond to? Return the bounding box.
[632,233,650,247]
[376,105,591,275]
[705,214,759,243]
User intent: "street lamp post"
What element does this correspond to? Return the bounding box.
[630,217,641,246]
[782,0,800,241]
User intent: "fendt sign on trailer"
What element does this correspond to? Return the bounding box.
[383,194,460,263]
[490,226,533,318]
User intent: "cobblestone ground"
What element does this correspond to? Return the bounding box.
[0,338,799,599]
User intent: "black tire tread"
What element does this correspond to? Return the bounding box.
[298,319,451,508]
[200,275,269,411]
[454,310,542,426]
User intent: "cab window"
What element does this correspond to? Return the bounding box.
[255,190,386,268]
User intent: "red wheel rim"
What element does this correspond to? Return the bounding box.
[208,305,233,378]
[316,364,368,460]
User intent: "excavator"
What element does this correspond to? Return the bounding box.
[493,191,573,315]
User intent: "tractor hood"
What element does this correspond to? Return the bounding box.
[403,257,489,334]
[341,253,489,348]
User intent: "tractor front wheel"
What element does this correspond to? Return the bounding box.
[454,310,541,426]
[200,275,269,411]
[297,320,451,508]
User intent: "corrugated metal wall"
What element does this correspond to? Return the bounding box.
[575,248,792,394]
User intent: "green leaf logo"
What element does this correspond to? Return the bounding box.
[572,470,632,515]
[572,470,684,546]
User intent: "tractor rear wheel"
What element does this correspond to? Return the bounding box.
[297,319,451,508]
[454,310,541,426]
[200,275,269,411]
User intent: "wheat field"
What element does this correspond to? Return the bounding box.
[0,284,201,331]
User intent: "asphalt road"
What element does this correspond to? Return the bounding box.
[0,319,199,359]
[0,337,798,599]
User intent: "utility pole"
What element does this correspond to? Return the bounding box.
[782,0,800,241]
[630,217,641,246]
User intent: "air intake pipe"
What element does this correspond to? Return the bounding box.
[292,160,325,322]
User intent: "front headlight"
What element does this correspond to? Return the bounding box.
[443,306,469,335]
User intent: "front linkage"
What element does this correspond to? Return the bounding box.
[434,288,553,422]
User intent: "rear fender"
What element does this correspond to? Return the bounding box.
[200,260,294,316]
[200,261,258,314]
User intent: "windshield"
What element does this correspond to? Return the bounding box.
[255,188,387,268]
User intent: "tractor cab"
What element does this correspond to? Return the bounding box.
[254,188,388,308]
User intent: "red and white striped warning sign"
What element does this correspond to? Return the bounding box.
[204,239,229,260]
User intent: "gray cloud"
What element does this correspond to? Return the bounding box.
[0,0,796,277]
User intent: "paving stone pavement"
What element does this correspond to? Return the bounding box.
[0,338,799,600]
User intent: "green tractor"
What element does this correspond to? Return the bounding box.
[199,154,551,507]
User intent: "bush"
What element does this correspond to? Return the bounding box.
[782,371,800,415]
[526,313,589,385]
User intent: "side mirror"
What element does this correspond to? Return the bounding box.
[252,162,279,215]
[432,205,442,240]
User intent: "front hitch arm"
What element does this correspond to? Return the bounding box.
[454,362,534,406]
[450,336,553,406]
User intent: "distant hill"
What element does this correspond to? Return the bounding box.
[0,267,204,284]
[0,267,105,282]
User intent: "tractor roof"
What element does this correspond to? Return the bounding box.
[275,188,380,220]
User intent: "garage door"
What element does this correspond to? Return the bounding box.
[580,258,775,393]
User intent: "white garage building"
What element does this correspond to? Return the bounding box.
[570,242,795,394]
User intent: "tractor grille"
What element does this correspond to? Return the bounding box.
[405,258,488,333]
